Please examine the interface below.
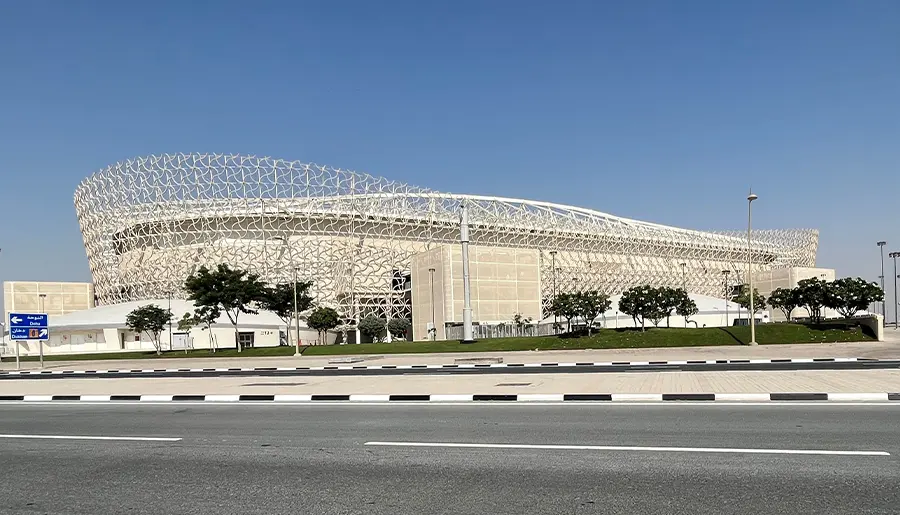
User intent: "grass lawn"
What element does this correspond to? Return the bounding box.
[301,321,876,356]
[7,321,875,361]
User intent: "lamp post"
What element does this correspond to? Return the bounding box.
[550,251,558,333]
[680,263,687,327]
[877,242,887,316]
[459,201,474,343]
[747,191,758,345]
[722,270,730,327]
[291,267,302,355]
[890,252,900,329]
[428,267,436,341]
[167,290,173,351]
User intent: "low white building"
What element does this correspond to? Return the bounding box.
[6,299,330,356]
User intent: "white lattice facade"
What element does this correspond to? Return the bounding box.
[74,153,818,325]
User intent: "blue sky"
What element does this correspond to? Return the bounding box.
[1,1,898,309]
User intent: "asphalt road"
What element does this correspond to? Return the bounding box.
[2,357,899,380]
[0,404,898,514]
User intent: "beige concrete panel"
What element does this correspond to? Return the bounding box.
[497,286,517,301]
[476,263,497,280]
[478,283,498,301]
[496,263,517,280]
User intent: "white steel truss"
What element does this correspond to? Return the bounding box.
[74,153,818,321]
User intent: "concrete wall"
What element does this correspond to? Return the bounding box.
[4,281,94,322]
[410,244,543,340]
[3,325,333,357]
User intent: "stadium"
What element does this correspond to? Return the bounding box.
[74,153,823,342]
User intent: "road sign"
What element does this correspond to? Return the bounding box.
[8,313,49,341]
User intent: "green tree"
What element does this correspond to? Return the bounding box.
[307,306,340,345]
[177,312,200,332]
[550,293,579,333]
[675,292,699,326]
[358,315,385,342]
[824,277,884,319]
[645,287,672,328]
[734,285,767,315]
[574,290,611,335]
[259,281,314,329]
[767,287,802,322]
[619,285,661,330]
[125,304,173,355]
[184,264,269,352]
[797,277,829,323]
[387,318,412,340]
[657,287,685,327]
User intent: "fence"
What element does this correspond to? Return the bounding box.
[444,323,558,340]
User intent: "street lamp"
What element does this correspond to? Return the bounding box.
[747,191,758,345]
[680,263,687,327]
[550,251,558,333]
[877,242,887,316]
[292,267,302,356]
[428,267,436,341]
[890,252,900,329]
[459,201,474,343]
[722,270,730,327]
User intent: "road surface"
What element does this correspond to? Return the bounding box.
[0,404,898,514]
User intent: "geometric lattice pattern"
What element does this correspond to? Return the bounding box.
[74,153,818,322]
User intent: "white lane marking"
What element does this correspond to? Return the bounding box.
[4,401,899,407]
[0,433,182,442]
[364,441,890,456]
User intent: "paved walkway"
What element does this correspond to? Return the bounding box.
[3,340,898,373]
[0,369,897,395]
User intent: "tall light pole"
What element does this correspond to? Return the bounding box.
[680,263,687,327]
[550,251,558,331]
[428,267,436,341]
[722,270,730,327]
[293,267,302,355]
[877,242,887,316]
[167,290,173,351]
[890,252,899,329]
[747,191,758,345]
[459,201,474,343]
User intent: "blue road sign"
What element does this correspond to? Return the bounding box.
[8,313,49,341]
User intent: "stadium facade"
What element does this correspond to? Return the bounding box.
[74,153,823,341]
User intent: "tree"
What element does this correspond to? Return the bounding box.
[358,315,385,343]
[259,281,314,330]
[177,312,200,332]
[796,277,829,323]
[574,290,611,335]
[645,287,671,328]
[307,306,339,344]
[550,293,579,333]
[824,277,884,319]
[184,264,269,352]
[619,285,660,331]
[387,318,412,340]
[675,292,699,326]
[734,285,767,316]
[658,287,684,327]
[767,287,802,322]
[512,313,533,327]
[125,304,172,355]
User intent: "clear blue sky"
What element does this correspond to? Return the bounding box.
[1,1,898,308]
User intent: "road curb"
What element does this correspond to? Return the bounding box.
[0,393,897,403]
[1,356,892,379]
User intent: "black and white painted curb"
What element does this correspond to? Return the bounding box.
[1,392,898,403]
[2,356,896,380]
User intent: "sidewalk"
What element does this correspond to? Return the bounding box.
[3,340,898,373]
[1,369,898,396]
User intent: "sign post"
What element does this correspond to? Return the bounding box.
[8,313,49,370]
